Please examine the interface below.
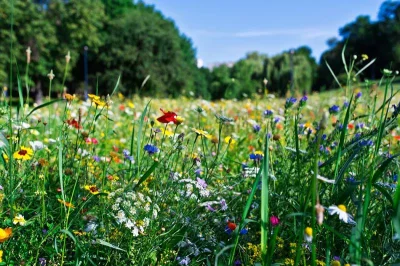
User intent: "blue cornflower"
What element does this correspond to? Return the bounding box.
[123,149,134,162]
[249,152,263,160]
[393,174,398,182]
[322,134,327,141]
[234,260,242,266]
[299,95,308,107]
[360,140,373,147]
[264,109,273,116]
[343,101,349,108]
[329,105,340,114]
[253,124,261,132]
[347,176,356,183]
[355,123,364,130]
[285,97,297,108]
[240,228,248,235]
[144,144,159,155]
[273,117,280,123]
[355,91,362,99]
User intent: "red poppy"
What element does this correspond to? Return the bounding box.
[157,109,177,124]
[227,222,237,231]
[66,118,82,129]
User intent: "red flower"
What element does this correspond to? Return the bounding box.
[66,118,82,129]
[157,109,177,124]
[227,222,237,231]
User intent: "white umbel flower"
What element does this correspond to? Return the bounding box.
[328,205,356,224]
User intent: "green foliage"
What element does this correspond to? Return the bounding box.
[95,3,198,97]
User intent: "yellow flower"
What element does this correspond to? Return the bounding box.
[88,94,100,100]
[64,93,76,102]
[175,116,185,125]
[58,199,75,209]
[0,228,12,242]
[84,185,100,195]
[192,128,211,139]
[73,230,86,236]
[13,146,34,160]
[92,98,107,107]
[13,214,26,226]
[160,128,174,137]
[304,227,313,242]
[361,54,369,61]
[2,153,8,163]
[331,260,341,266]
[224,136,236,146]
[0,250,2,263]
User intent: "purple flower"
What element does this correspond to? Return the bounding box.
[240,228,248,235]
[93,155,100,162]
[355,91,362,99]
[360,140,373,147]
[347,176,356,183]
[253,124,261,132]
[300,95,308,107]
[39,258,47,266]
[329,105,340,114]
[220,199,228,211]
[285,97,297,108]
[264,109,273,116]
[206,204,215,212]
[355,123,364,130]
[273,117,280,123]
[144,144,159,155]
[196,177,207,189]
[123,149,134,162]
[343,101,349,108]
[234,260,242,266]
[393,174,398,182]
[333,256,340,261]
[249,153,263,160]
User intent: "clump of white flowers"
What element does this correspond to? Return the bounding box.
[108,189,160,237]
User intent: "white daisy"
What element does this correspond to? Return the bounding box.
[328,205,356,224]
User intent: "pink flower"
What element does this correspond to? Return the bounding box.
[270,216,280,226]
[85,138,99,145]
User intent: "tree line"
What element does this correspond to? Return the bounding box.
[0,0,399,100]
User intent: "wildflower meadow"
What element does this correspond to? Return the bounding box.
[0,48,399,266]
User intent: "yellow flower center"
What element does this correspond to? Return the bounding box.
[305,227,312,236]
[338,204,347,212]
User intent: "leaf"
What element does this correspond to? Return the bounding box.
[110,75,121,97]
[96,239,126,252]
[372,153,400,183]
[25,99,65,118]
[133,160,159,191]
[355,58,376,77]
[325,60,342,88]
[373,183,394,206]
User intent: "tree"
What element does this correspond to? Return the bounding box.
[95,3,199,97]
[0,0,57,97]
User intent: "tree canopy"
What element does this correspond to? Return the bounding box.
[0,0,399,100]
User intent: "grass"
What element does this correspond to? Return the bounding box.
[0,57,399,266]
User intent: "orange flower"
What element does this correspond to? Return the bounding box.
[394,135,400,141]
[348,123,354,130]
[0,228,12,242]
[58,199,75,209]
[276,124,283,130]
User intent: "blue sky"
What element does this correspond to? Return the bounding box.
[143,0,385,67]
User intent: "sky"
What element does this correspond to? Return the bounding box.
[143,0,385,67]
